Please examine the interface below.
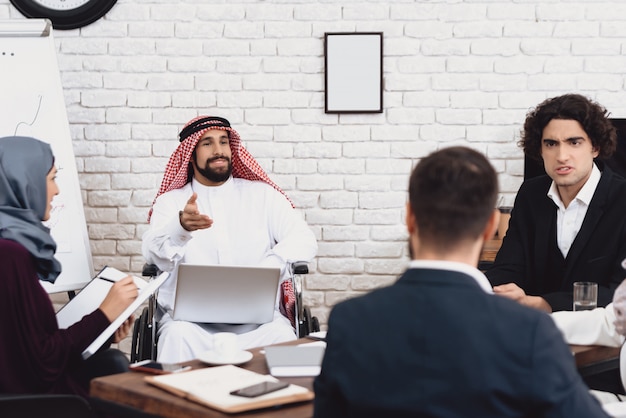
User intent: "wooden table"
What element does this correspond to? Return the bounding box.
[478,239,622,376]
[480,238,502,264]
[91,338,620,418]
[90,340,315,418]
[572,344,621,377]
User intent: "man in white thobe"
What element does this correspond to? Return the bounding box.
[142,116,317,363]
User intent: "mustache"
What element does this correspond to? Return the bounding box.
[207,156,230,163]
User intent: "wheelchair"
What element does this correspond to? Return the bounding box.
[130,261,320,363]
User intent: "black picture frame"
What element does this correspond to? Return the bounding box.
[324,32,383,114]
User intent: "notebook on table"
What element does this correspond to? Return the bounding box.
[172,264,281,324]
[145,364,313,413]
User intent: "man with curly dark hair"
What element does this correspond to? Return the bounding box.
[487,93,626,314]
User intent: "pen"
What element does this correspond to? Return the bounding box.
[98,276,116,284]
[99,275,140,291]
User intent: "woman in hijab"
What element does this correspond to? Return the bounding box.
[0,136,138,398]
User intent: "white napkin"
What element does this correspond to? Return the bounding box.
[551,303,623,347]
[613,276,626,336]
[603,401,626,418]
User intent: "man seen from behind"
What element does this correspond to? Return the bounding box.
[313,146,608,418]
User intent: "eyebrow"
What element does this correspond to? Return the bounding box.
[542,136,586,142]
[199,133,229,142]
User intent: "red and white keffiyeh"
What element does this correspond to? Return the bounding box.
[148,116,293,221]
[148,116,296,325]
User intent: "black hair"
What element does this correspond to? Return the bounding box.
[520,94,617,161]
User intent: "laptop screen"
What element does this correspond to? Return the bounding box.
[172,264,281,324]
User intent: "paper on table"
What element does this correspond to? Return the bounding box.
[55,266,169,359]
[306,330,327,341]
[145,364,313,413]
[265,343,326,377]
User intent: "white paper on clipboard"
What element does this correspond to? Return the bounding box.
[55,266,169,359]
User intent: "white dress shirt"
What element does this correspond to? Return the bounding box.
[408,259,494,294]
[547,163,601,258]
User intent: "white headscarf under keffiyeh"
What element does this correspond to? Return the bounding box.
[148,116,293,222]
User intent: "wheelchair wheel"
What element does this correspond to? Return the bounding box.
[301,306,320,334]
[130,307,153,362]
[130,312,142,363]
[311,315,320,333]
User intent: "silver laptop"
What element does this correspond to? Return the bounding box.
[172,264,281,324]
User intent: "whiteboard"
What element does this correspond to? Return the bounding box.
[0,19,93,293]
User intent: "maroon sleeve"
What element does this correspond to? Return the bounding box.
[0,239,110,396]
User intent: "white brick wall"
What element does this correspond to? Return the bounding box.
[2,0,626,327]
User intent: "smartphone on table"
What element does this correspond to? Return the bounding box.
[129,359,191,375]
[230,380,290,398]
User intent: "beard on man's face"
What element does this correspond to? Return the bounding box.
[194,155,232,184]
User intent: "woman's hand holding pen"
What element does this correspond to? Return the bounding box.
[98,275,139,322]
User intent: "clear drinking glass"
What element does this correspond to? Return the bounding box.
[573,282,598,311]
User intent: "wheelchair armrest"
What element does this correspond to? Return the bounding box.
[142,263,161,278]
[290,261,309,275]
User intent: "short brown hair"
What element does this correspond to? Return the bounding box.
[409,146,498,251]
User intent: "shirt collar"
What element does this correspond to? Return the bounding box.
[407,259,493,294]
[191,175,234,192]
[547,163,601,208]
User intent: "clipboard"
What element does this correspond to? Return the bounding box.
[55,266,169,359]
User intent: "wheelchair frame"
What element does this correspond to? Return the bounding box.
[130,261,319,363]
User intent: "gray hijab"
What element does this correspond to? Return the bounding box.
[0,136,61,283]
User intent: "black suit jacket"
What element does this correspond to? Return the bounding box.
[487,164,626,311]
[313,267,608,418]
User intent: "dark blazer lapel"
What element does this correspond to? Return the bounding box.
[535,194,557,255]
[563,167,612,276]
[528,181,557,276]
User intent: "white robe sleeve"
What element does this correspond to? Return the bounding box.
[261,187,317,280]
[551,303,624,347]
[142,188,193,273]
